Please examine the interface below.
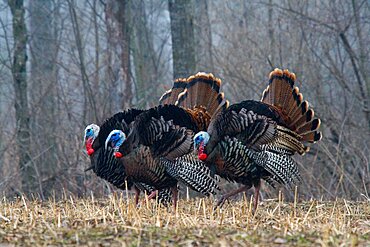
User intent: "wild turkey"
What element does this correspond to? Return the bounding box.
[83,75,200,206]
[193,68,322,211]
[106,129,219,207]
[105,72,228,208]
[83,110,173,205]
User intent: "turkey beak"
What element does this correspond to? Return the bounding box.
[85,137,95,156]
[198,141,208,161]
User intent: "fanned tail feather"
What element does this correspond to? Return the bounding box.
[274,126,309,155]
[212,93,230,119]
[285,87,301,115]
[261,68,295,112]
[176,72,226,117]
[261,68,322,144]
[159,78,187,105]
[301,131,322,142]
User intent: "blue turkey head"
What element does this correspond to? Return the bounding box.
[105,130,127,158]
[84,124,100,156]
[193,131,210,161]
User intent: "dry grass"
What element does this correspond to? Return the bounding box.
[0,192,369,246]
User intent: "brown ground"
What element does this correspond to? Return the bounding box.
[0,194,369,246]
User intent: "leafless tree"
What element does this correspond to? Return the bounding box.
[8,0,34,194]
[28,0,59,198]
[104,0,133,111]
[168,0,196,78]
[194,0,214,72]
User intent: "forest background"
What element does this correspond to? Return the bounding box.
[0,0,368,201]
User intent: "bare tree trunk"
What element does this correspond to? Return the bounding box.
[29,0,59,198]
[105,0,133,111]
[68,0,98,123]
[351,0,370,130]
[194,0,214,72]
[339,32,370,130]
[168,0,196,79]
[8,0,35,194]
[130,0,158,107]
[268,0,275,68]
[92,0,100,94]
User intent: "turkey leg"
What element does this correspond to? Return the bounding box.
[140,190,158,206]
[134,186,141,205]
[171,186,179,212]
[216,184,252,208]
[252,180,261,213]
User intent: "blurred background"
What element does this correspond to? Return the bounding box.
[0,0,368,201]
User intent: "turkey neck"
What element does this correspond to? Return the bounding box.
[119,128,139,156]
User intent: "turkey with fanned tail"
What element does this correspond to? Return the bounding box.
[193,68,322,212]
[105,72,227,209]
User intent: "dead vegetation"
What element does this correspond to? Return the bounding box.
[0,193,368,246]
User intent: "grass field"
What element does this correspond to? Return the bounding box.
[0,193,369,246]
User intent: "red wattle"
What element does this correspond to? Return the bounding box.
[85,137,94,156]
[87,148,95,156]
[197,141,207,161]
[114,152,123,158]
[198,153,208,161]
